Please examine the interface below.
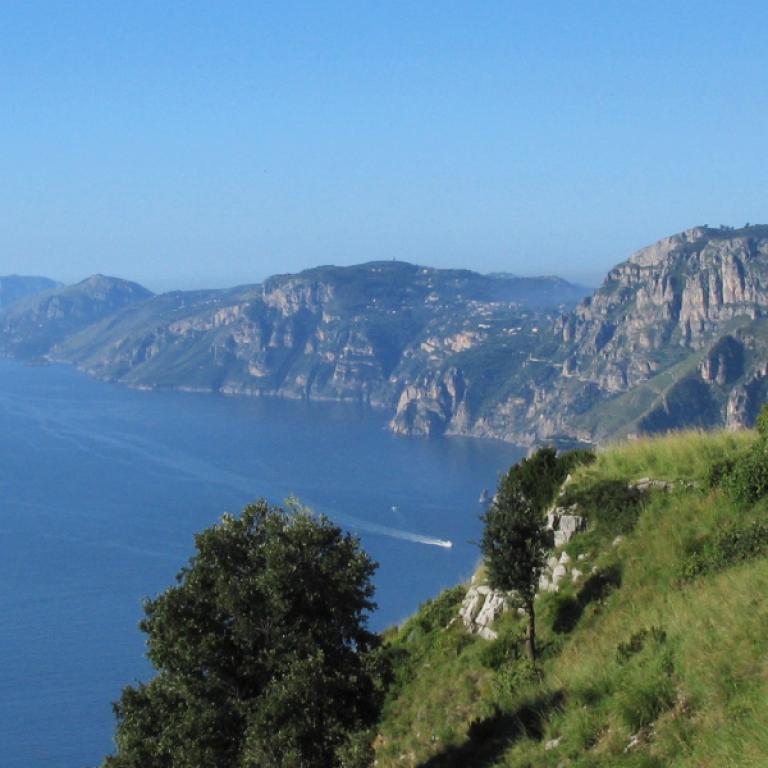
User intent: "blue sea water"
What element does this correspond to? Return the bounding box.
[0,360,524,767]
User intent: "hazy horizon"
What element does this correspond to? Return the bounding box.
[6,258,606,294]
[1,2,766,290]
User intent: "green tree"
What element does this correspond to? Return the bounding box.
[481,447,573,663]
[103,500,386,768]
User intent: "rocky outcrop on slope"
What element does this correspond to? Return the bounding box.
[458,513,591,639]
[458,585,517,641]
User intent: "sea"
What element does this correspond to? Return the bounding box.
[0,359,524,767]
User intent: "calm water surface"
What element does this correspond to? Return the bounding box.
[0,360,523,767]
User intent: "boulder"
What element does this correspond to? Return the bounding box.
[477,626,498,641]
[559,515,586,534]
[474,591,508,630]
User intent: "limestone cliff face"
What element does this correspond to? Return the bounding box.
[558,227,768,392]
[388,226,768,444]
[65,277,395,403]
[390,368,469,437]
[544,226,768,439]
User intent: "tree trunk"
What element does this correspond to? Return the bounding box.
[525,598,536,664]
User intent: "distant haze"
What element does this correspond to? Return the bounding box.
[1,2,766,289]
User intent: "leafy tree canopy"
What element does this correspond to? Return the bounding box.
[104,500,386,768]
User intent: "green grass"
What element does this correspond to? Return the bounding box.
[578,429,756,484]
[374,429,768,767]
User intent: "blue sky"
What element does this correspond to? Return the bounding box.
[1,1,766,290]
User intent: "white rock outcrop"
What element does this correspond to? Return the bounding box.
[546,506,588,547]
[458,585,520,640]
[459,496,592,636]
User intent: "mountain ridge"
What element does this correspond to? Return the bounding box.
[3,227,768,443]
[0,275,153,358]
[17,262,585,409]
[0,274,61,309]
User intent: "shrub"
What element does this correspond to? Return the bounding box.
[479,628,524,670]
[560,479,646,536]
[336,729,375,768]
[413,586,466,634]
[710,403,768,505]
[724,446,768,506]
[706,456,737,490]
[559,448,597,474]
[679,520,768,580]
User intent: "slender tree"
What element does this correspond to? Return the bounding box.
[481,447,568,663]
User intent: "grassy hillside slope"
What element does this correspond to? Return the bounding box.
[375,430,767,767]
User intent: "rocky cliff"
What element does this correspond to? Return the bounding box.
[389,225,768,443]
[40,263,580,411]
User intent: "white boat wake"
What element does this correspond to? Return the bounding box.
[329,511,453,549]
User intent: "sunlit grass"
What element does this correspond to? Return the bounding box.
[375,428,768,767]
[579,429,755,484]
